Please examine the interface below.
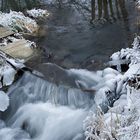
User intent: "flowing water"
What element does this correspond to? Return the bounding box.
[0,70,97,140]
[0,64,119,140]
[0,0,139,139]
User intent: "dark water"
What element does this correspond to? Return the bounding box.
[37,0,139,70]
[0,0,139,70]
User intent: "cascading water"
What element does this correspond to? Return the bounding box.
[0,71,95,140]
[0,64,120,140]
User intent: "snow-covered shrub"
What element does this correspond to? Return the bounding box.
[83,107,120,140]
[0,11,38,33]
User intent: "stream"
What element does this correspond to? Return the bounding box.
[0,0,139,140]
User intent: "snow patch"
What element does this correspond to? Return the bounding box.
[27,9,49,19]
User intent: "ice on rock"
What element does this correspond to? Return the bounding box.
[105,78,117,92]
[0,51,24,87]
[94,87,110,106]
[1,65,16,86]
[0,91,9,112]
[103,67,120,76]
[124,63,140,76]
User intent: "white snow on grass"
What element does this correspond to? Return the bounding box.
[0,11,38,33]
[27,9,49,19]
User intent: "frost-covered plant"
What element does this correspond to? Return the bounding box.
[84,83,140,140]
[83,107,119,140]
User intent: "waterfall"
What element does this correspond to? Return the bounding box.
[3,71,95,120]
[0,64,119,140]
[0,71,97,140]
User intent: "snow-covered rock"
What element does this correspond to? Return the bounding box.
[27,9,49,19]
[110,36,140,71]
[0,34,36,49]
[84,36,140,140]
[0,11,38,33]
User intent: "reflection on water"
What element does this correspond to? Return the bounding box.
[91,0,132,45]
[91,0,128,22]
[36,0,137,70]
[0,0,41,12]
[0,0,138,70]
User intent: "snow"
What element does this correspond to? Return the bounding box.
[27,9,49,19]
[84,36,140,140]
[124,63,140,76]
[0,11,38,33]
[110,36,140,71]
